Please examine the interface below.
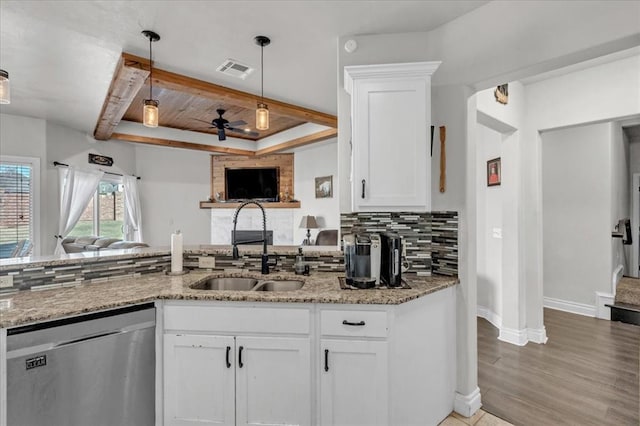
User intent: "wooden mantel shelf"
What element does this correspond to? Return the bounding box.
[200,201,301,209]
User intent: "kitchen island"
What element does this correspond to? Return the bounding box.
[0,250,457,426]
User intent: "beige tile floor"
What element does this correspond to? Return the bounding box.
[439,409,513,426]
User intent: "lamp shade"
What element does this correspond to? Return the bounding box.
[256,102,269,130]
[0,69,10,105]
[299,215,318,229]
[143,99,159,127]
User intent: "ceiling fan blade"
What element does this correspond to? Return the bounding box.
[226,120,247,127]
[191,118,214,125]
[227,127,259,137]
[218,128,226,141]
[182,127,216,132]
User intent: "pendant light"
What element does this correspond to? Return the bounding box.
[255,35,271,131]
[142,30,160,128]
[0,69,10,104]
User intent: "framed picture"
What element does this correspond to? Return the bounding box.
[487,157,501,187]
[315,175,333,198]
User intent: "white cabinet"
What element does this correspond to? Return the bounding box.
[164,334,235,425]
[163,303,312,426]
[320,339,388,426]
[236,336,311,426]
[344,62,440,212]
[319,309,389,425]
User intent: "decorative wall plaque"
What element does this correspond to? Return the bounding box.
[88,153,114,167]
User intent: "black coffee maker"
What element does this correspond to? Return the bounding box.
[380,232,402,287]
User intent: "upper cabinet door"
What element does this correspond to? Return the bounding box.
[345,62,440,212]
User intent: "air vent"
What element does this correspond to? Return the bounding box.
[216,59,254,80]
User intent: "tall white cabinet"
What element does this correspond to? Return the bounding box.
[344,62,441,212]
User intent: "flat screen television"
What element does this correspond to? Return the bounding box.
[225,167,279,201]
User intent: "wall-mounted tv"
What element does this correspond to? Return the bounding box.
[225,167,279,201]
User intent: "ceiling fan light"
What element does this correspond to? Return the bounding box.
[0,69,10,105]
[256,102,269,131]
[143,99,159,128]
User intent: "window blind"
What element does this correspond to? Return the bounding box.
[0,161,33,257]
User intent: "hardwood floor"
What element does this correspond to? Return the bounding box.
[478,308,640,425]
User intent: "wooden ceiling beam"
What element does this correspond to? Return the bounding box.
[122,53,337,129]
[93,55,150,140]
[255,128,338,156]
[111,133,255,156]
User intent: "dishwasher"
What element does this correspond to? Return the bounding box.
[6,303,156,426]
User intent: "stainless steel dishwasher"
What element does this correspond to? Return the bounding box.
[6,303,156,426]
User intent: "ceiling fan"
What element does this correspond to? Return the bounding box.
[191,109,259,141]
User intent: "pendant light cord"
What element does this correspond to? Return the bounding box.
[149,36,153,99]
[260,42,264,102]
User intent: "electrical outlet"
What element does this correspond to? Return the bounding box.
[0,275,13,288]
[198,257,216,269]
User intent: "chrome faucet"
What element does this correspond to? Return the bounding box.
[231,200,274,274]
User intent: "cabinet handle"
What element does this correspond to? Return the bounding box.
[324,349,329,372]
[226,346,231,368]
[238,345,244,368]
[361,179,366,199]
[342,320,366,326]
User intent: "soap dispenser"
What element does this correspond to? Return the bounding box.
[295,247,306,275]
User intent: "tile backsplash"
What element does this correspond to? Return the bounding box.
[340,211,458,276]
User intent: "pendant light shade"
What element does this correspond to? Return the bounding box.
[143,99,159,128]
[255,35,271,131]
[256,102,269,131]
[0,69,10,105]
[142,30,160,128]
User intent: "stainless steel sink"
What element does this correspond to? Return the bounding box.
[189,277,303,292]
[253,280,304,292]
[190,277,259,291]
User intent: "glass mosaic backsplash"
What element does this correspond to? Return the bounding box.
[340,211,458,276]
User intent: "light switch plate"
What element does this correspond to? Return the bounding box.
[198,257,216,268]
[0,275,14,288]
[492,228,503,239]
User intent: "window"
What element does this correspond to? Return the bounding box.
[70,179,125,239]
[0,157,38,258]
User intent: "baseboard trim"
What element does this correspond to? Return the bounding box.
[498,326,528,346]
[454,387,482,417]
[544,296,596,318]
[527,327,548,344]
[476,305,502,329]
[595,292,614,320]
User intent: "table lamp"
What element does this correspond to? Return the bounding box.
[299,215,319,245]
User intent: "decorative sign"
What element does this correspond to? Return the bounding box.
[88,153,113,167]
[494,83,508,105]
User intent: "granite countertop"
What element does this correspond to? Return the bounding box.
[0,271,457,328]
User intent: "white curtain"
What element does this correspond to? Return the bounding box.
[55,167,104,255]
[123,174,143,242]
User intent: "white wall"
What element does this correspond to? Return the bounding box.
[542,123,612,308]
[134,145,211,247]
[292,140,339,245]
[476,124,503,320]
[523,53,640,329]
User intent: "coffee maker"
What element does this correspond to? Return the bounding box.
[380,232,403,287]
[343,233,381,288]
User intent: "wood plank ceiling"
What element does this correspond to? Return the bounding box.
[94,53,337,155]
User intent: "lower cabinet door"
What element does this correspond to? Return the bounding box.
[164,334,235,426]
[235,336,311,426]
[320,339,389,426]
